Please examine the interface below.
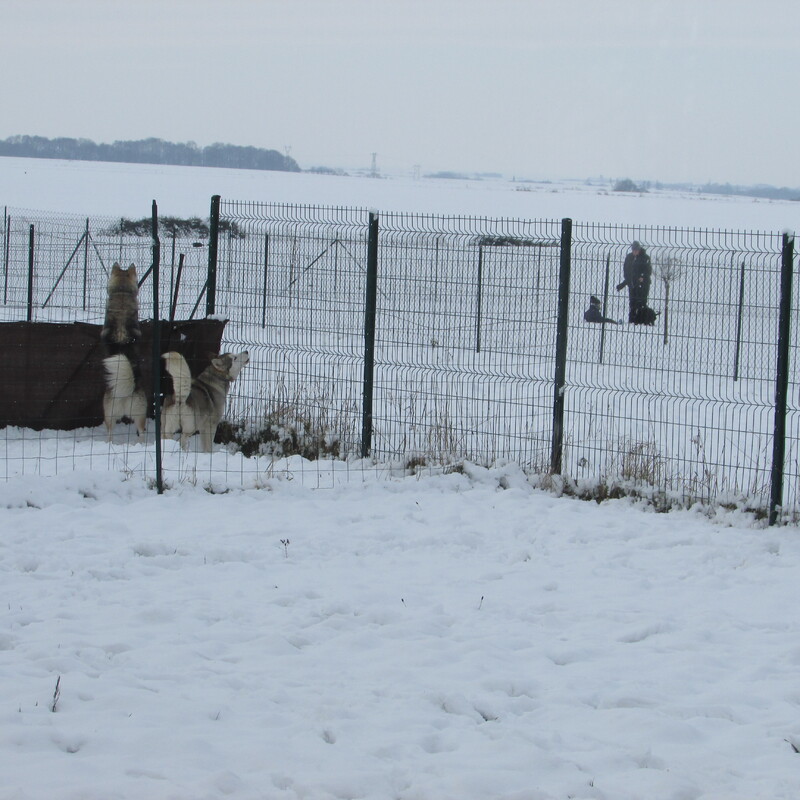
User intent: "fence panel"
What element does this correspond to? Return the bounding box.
[214,202,371,459]
[1,206,222,483]
[372,213,561,468]
[1,207,211,324]
[567,224,784,508]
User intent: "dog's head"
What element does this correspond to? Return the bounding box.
[211,351,250,381]
[108,262,139,293]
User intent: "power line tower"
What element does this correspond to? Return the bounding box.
[370,152,379,178]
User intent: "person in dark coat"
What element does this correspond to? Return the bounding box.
[616,241,652,323]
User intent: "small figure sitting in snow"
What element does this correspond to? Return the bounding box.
[584,295,618,325]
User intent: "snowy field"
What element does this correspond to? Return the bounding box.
[2,157,800,799]
[2,155,799,231]
[2,464,800,800]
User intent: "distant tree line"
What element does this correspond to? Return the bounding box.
[696,182,800,202]
[0,135,301,172]
[610,176,800,201]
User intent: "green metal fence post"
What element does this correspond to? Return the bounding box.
[361,212,379,459]
[151,200,163,494]
[27,224,34,322]
[550,218,572,475]
[769,232,794,525]
[206,195,220,317]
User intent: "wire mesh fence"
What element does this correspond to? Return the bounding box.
[1,206,212,325]
[0,204,228,484]
[1,200,797,520]
[213,203,372,463]
[369,213,562,469]
[566,224,786,508]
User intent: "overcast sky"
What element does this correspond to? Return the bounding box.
[2,0,798,186]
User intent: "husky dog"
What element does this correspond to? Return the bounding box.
[584,295,619,325]
[101,263,141,352]
[100,263,143,437]
[161,351,250,451]
[103,354,147,440]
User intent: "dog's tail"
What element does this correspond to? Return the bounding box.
[103,354,139,398]
[162,351,192,403]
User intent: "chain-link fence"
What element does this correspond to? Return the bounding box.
[2,201,797,520]
[1,206,212,325]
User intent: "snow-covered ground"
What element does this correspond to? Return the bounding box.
[2,464,800,800]
[2,157,800,799]
[2,155,798,232]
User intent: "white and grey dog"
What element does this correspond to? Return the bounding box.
[161,351,249,451]
[103,353,147,440]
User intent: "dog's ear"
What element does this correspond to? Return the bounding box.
[211,355,231,372]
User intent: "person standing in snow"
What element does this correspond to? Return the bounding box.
[616,241,652,323]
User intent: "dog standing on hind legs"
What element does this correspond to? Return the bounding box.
[101,263,141,353]
[100,262,145,440]
[161,351,250,452]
